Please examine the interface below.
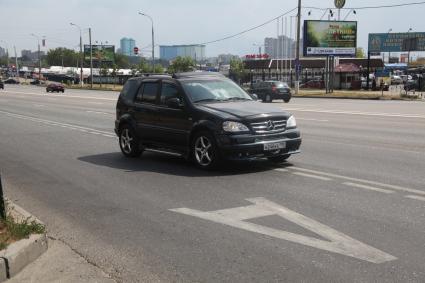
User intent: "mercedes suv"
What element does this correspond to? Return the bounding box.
[115,72,301,169]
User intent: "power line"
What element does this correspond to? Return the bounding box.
[304,1,425,10]
[199,7,298,45]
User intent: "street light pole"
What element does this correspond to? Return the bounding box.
[70,23,84,87]
[89,28,93,88]
[295,0,301,94]
[138,12,155,72]
[387,28,392,63]
[30,33,41,81]
[407,28,413,66]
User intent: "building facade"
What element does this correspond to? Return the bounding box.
[120,37,136,56]
[264,36,298,59]
[159,45,205,61]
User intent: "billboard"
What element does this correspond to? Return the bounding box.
[303,20,357,57]
[368,33,425,52]
[84,45,115,62]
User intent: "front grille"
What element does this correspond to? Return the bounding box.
[250,119,287,134]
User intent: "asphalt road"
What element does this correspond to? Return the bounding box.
[1,85,424,282]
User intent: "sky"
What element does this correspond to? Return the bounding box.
[0,0,424,58]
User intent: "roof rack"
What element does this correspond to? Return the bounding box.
[172,71,224,79]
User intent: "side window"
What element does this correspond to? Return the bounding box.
[160,83,180,106]
[120,80,140,101]
[135,82,159,104]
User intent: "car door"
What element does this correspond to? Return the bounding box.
[133,80,161,142]
[155,80,192,148]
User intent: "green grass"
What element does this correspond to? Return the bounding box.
[0,213,45,250]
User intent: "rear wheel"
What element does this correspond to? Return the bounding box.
[268,154,290,164]
[284,98,290,103]
[192,131,220,170]
[119,125,142,158]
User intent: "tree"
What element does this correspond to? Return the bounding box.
[46,48,80,67]
[356,47,366,58]
[167,56,195,73]
[115,53,130,69]
[230,58,246,84]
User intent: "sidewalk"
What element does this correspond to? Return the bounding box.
[9,237,116,283]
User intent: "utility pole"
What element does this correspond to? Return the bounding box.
[89,28,93,88]
[138,12,155,72]
[14,46,18,78]
[30,34,41,80]
[70,23,84,87]
[295,0,302,94]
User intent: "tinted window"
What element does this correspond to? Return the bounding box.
[135,82,158,104]
[121,80,140,101]
[160,83,180,106]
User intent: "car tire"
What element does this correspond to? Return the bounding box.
[268,154,290,164]
[62,90,64,93]
[284,98,290,103]
[265,94,272,103]
[191,131,221,170]
[119,124,142,158]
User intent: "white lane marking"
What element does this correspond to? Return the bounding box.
[290,167,425,196]
[405,195,425,202]
[34,104,45,107]
[343,182,394,194]
[275,168,289,172]
[86,110,112,115]
[0,110,116,138]
[292,172,332,181]
[284,108,425,119]
[297,118,329,122]
[86,102,105,105]
[170,197,397,263]
[1,90,116,101]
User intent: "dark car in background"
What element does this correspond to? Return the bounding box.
[46,83,65,93]
[115,72,301,170]
[251,81,291,103]
[3,78,20,84]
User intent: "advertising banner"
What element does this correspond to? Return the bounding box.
[303,20,357,57]
[368,33,425,52]
[84,45,115,62]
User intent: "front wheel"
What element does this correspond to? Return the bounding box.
[192,131,221,170]
[268,154,290,164]
[119,125,142,158]
[265,94,272,103]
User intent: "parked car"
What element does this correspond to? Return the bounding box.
[0,80,4,90]
[30,79,42,85]
[391,75,403,85]
[46,83,65,93]
[300,79,325,89]
[4,78,19,84]
[251,81,291,103]
[115,72,301,169]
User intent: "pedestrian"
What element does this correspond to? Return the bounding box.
[372,78,377,91]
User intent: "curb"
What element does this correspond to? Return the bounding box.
[0,200,48,282]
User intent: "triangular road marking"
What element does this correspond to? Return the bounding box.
[170,197,397,263]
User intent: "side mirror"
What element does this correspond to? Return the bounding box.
[251,93,258,101]
[166,97,183,109]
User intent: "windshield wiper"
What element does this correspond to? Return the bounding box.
[223,97,251,101]
[193,98,224,103]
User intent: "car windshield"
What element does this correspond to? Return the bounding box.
[181,79,253,103]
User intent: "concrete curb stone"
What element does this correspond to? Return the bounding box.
[0,200,48,282]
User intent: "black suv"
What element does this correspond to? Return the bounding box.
[251,81,291,103]
[115,72,301,169]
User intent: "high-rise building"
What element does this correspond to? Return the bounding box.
[264,36,298,59]
[0,46,7,57]
[159,45,205,61]
[120,37,136,56]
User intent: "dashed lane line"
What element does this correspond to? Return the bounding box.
[1,90,117,101]
[343,182,394,194]
[292,172,332,181]
[289,167,425,196]
[405,195,425,202]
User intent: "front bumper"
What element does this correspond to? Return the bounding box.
[216,129,301,161]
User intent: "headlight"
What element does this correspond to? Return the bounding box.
[222,121,249,132]
[286,115,297,128]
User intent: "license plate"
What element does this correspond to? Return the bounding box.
[264,142,286,151]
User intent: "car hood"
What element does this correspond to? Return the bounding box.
[196,101,291,119]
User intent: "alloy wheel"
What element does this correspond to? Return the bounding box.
[194,136,213,166]
[120,129,133,154]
